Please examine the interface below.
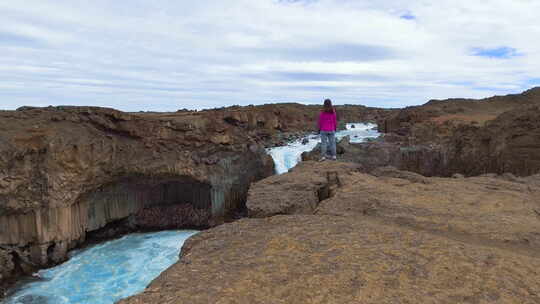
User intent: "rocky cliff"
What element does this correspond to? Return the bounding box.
[121,161,540,304]
[373,87,540,176]
[0,105,272,284]
[186,103,393,146]
[0,103,389,286]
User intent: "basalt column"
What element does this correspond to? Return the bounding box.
[0,106,275,284]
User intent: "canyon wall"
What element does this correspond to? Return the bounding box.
[374,87,540,176]
[173,103,393,146]
[0,106,270,282]
[0,103,391,284]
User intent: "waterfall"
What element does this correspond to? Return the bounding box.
[267,123,379,175]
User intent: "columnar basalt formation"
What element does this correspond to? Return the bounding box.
[0,106,274,282]
[121,161,540,304]
[373,87,540,176]
[0,103,392,285]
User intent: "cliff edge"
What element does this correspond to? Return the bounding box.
[120,161,540,303]
[374,87,540,176]
[0,103,389,286]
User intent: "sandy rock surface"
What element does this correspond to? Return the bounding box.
[121,161,540,304]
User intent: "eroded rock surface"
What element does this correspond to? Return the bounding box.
[0,106,277,281]
[374,87,540,176]
[121,161,540,303]
[0,103,391,285]
[122,216,540,304]
[247,162,360,217]
[0,248,14,282]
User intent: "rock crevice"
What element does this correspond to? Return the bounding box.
[246,162,356,218]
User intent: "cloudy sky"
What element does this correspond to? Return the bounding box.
[2,0,540,111]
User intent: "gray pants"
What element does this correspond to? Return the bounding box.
[320,131,336,157]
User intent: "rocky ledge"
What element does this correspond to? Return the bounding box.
[0,105,276,284]
[120,161,540,303]
[0,103,390,287]
[372,87,540,177]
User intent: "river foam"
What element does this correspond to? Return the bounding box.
[4,230,198,304]
[267,123,379,175]
[4,123,377,304]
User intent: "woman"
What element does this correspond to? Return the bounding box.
[318,99,338,161]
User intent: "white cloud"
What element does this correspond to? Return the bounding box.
[1,0,540,111]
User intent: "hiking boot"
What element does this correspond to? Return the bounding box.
[331,156,337,161]
[319,156,326,162]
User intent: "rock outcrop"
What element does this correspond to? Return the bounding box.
[301,136,401,172]
[0,249,15,282]
[121,161,540,303]
[207,103,391,133]
[247,162,359,218]
[0,103,392,285]
[0,106,276,282]
[374,87,540,176]
[196,103,394,147]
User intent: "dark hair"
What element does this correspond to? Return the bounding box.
[323,99,333,113]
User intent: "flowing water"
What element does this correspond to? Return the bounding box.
[3,122,377,304]
[268,122,379,174]
[4,230,198,304]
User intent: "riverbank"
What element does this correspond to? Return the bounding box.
[2,118,379,303]
[4,88,540,303]
[120,161,540,304]
[0,103,390,301]
[267,123,379,174]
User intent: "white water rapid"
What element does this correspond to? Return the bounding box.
[267,122,379,174]
[5,230,198,304]
[3,122,378,304]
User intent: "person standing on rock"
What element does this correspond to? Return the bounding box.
[318,99,338,161]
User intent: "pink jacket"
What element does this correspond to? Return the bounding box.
[318,110,337,132]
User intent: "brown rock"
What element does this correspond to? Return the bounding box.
[0,103,394,284]
[134,204,211,229]
[122,217,540,304]
[247,162,361,217]
[302,137,401,172]
[374,87,540,177]
[0,106,277,281]
[210,134,232,145]
[121,161,540,304]
[370,166,430,184]
[0,249,14,282]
